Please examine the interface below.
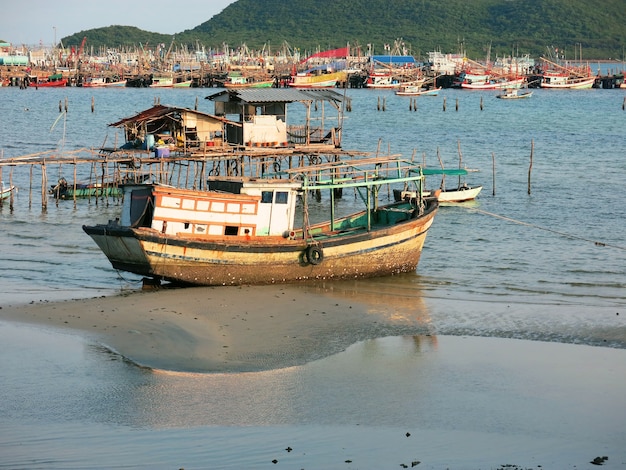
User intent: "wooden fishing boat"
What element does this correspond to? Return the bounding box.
[496,88,533,99]
[223,72,274,88]
[173,80,193,88]
[104,80,127,87]
[460,76,526,90]
[289,70,346,88]
[83,156,439,286]
[365,72,418,89]
[396,85,441,96]
[29,74,68,87]
[540,72,595,89]
[149,76,174,88]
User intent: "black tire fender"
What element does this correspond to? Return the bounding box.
[305,245,324,265]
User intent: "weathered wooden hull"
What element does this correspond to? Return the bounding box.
[83,200,437,286]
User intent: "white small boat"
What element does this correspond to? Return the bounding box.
[496,88,533,99]
[1,181,17,200]
[393,167,482,203]
[396,86,441,96]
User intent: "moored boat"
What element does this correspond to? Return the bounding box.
[496,88,533,99]
[393,168,482,203]
[396,85,441,96]
[29,73,68,87]
[150,76,174,88]
[540,72,595,89]
[289,70,347,88]
[1,181,17,200]
[83,156,439,286]
[50,177,123,199]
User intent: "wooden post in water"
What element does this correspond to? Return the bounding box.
[91,96,95,113]
[29,164,33,208]
[480,96,483,110]
[528,139,534,195]
[9,167,14,211]
[492,152,496,196]
[443,97,447,111]
[41,162,48,211]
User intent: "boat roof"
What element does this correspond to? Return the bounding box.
[422,168,469,176]
[205,88,347,105]
[108,105,230,127]
[277,155,427,191]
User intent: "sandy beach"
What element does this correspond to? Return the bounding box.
[0,282,433,373]
[3,283,626,469]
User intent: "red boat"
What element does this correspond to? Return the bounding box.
[29,74,68,87]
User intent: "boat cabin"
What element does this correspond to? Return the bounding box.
[205,88,348,148]
[121,179,302,238]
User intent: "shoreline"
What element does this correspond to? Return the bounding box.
[2,280,625,372]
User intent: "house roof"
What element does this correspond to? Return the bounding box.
[109,104,229,127]
[205,88,347,105]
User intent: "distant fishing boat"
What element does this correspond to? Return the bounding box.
[29,73,67,87]
[104,79,127,87]
[83,156,439,287]
[395,85,441,96]
[223,72,274,88]
[541,72,595,89]
[289,70,346,88]
[173,79,193,88]
[496,88,533,99]
[150,76,174,88]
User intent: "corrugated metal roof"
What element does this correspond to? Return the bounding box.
[205,88,346,104]
[109,104,227,127]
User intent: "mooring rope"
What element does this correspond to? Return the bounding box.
[464,206,626,251]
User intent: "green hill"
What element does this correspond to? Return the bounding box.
[61,0,626,60]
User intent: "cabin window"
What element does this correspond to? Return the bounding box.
[261,191,273,203]
[224,226,238,236]
[184,222,190,229]
[275,191,288,204]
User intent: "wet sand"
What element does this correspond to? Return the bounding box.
[0,283,433,372]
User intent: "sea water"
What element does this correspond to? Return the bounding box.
[1,85,625,468]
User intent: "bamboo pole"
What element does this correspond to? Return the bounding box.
[492,152,496,196]
[528,140,534,195]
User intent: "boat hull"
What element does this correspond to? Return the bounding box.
[83,200,437,286]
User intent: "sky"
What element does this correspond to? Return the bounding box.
[1,0,237,46]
